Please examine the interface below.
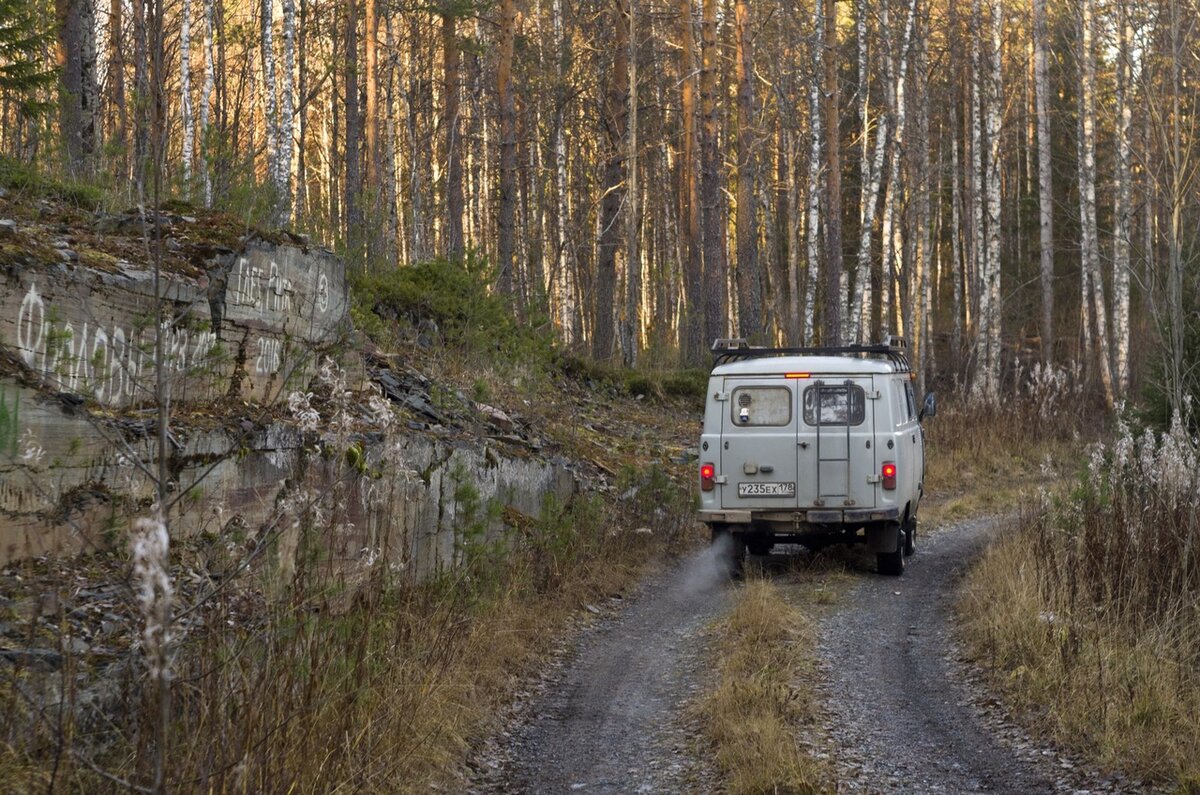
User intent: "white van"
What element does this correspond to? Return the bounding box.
[698,337,935,575]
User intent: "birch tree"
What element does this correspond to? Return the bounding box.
[181,0,194,186]
[804,3,823,346]
[1033,0,1054,362]
[982,0,1003,398]
[1112,0,1133,393]
[1077,0,1115,408]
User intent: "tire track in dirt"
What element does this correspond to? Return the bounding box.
[471,545,732,794]
[814,515,1144,793]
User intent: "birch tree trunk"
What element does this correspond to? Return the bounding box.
[849,0,889,344]
[552,0,577,345]
[804,5,823,346]
[261,0,279,200]
[969,0,989,398]
[181,0,194,187]
[1033,0,1054,363]
[200,0,214,206]
[1076,0,1115,408]
[822,0,842,346]
[734,0,761,340]
[1112,1,1132,394]
[983,0,1003,399]
[786,129,801,344]
[278,0,295,225]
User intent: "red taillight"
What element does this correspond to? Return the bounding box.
[700,463,716,492]
[881,462,897,490]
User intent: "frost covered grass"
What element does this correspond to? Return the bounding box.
[960,413,1200,788]
[696,575,833,794]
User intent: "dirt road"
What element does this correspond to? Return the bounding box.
[470,546,730,794]
[818,515,1142,793]
[473,517,1142,793]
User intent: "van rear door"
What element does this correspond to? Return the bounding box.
[719,379,799,509]
[796,377,877,509]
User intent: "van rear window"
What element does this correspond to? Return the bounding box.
[803,385,866,426]
[730,387,792,426]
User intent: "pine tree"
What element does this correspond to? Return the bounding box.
[0,0,53,119]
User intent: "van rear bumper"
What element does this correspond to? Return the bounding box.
[698,507,901,525]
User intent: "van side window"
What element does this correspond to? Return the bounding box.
[904,382,917,421]
[730,387,792,426]
[803,385,866,426]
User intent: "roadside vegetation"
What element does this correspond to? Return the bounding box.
[961,413,1200,789]
[695,574,838,794]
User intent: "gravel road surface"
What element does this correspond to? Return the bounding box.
[817,515,1147,794]
[473,516,1152,794]
[470,546,730,794]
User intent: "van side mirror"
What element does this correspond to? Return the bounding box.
[919,392,937,421]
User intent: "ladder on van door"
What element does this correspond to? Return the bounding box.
[811,380,853,507]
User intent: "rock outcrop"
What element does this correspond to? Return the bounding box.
[1,225,575,573]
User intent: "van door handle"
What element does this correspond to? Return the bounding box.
[798,441,809,449]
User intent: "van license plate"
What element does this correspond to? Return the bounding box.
[738,482,796,497]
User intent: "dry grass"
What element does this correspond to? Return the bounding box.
[921,397,1087,525]
[960,417,1200,790]
[695,575,834,794]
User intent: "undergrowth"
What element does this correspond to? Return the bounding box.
[960,412,1200,787]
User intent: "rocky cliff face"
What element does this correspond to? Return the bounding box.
[0,215,575,574]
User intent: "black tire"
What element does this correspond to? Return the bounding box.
[903,517,917,557]
[876,523,905,576]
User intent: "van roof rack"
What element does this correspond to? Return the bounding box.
[711,337,912,372]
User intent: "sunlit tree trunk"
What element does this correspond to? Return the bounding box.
[850,0,888,344]
[1032,0,1054,363]
[497,0,517,293]
[700,0,727,345]
[181,0,194,187]
[57,0,99,176]
[822,0,842,346]
[278,0,295,225]
[443,11,464,259]
[677,0,703,361]
[552,0,577,344]
[595,0,629,359]
[1112,1,1132,394]
[343,0,362,255]
[622,0,640,365]
[734,0,761,340]
[982,0,1003,399]
[261,0,279,199]
[804,3,823,346]
[1076,0,1114,408]
[200,0,214,206]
